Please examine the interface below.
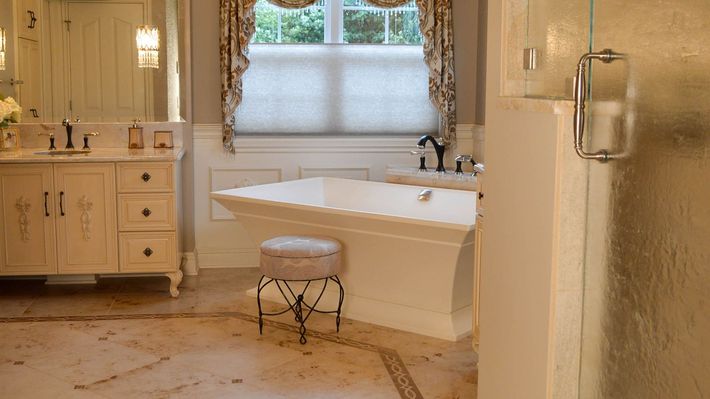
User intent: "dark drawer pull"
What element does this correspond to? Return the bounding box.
[141,172,151,182]
[143,247,153,257]
[44,192,49,216]
[142,208,152,217]
[27,10,37,29]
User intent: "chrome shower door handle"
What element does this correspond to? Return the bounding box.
[573,49,624,162]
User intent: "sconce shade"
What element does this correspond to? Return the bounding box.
[0,27,6,71]
[136,25,159,69]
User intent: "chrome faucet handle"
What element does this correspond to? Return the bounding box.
[74,117,81,123]
[455,154,473,175]
[62,118,70,126]
[38,131,57,150]
[410,148,427,171]
[82,131,99,150]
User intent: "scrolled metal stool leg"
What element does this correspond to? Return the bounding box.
[331,275,345,332]
[256,275,267,335]
[295,294,307,344]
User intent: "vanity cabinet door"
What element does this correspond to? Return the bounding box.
[17,0,41,42]
[0,164,57,275]
[17,38,43,122]
[54,164,118,274]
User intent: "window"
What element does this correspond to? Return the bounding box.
[253,0,422,44]
[253,1,326,43]
[239,0,437,136]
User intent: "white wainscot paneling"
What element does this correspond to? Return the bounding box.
[193,124,480,269]
[210,168,283,220]
[298,166,371,180]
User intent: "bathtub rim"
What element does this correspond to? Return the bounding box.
[211,177,477,233]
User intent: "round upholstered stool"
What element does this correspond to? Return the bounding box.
[257,235,345,344]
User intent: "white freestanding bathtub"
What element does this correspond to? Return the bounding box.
[211,177,476,341]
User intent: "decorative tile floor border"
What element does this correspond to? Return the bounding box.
[0,311,424,399]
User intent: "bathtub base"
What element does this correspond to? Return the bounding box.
[211,178,477,342]
[246,283,473,342]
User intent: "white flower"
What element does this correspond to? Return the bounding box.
[0,97,22,123]
[0,101,11,122]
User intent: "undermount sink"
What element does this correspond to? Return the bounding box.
[34,149,91,156]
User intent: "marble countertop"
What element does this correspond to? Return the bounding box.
[387,165,478,183]
[0,147,185,163]
[386,165,478,191]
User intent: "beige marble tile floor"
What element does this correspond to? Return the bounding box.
[0,269,477,399]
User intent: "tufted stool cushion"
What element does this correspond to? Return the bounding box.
[259,236,342,281]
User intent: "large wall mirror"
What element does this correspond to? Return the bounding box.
[0,0,183,123]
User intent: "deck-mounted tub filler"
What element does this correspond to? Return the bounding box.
[211,177,477,341]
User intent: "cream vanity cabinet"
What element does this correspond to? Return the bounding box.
[0,163,119,275]
[0,161,182,296]
[0,164,57,275]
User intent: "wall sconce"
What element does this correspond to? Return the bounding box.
[136,25,159,69]
[0,27,6,71]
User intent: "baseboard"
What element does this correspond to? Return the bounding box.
[45,275,97,285]
[181,252,199,276]
[196,248,259,269]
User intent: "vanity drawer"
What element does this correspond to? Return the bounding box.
[117,162,174,193]
[119,232,177,272]
[118,194,175,231]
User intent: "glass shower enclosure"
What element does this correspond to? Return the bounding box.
[525,0,710,397]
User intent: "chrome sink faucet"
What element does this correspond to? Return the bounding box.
[417,135,446,173]
[61,117,80,149]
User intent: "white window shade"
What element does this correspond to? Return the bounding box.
[235,44,439,135]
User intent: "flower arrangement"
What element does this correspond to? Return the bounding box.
[0,95,22,129]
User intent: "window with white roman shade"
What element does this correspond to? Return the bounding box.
[234,43,439,135]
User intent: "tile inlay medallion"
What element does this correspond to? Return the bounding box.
[0,310,425,399]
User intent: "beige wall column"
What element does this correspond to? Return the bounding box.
[477,0,589,398]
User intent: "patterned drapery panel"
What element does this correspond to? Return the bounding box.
[220,0,457,152]
[413,0,457,145]
[219,0,257,153]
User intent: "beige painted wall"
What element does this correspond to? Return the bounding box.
[191,0,222,124]
[190,0,487,125]
[478,0,556,397]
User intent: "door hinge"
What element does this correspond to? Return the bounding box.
[523,48,538,70]
[64,20,71,31]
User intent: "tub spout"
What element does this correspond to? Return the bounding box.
[418,189,433,201]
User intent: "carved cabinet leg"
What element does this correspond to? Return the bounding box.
[166,270,183,298]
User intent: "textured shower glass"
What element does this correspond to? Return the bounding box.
[579,0,710,397]
[524,0,590,99]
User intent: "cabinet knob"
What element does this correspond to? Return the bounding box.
[141,172,151,182]
[143,247,153,257]
[142,208,152,217]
